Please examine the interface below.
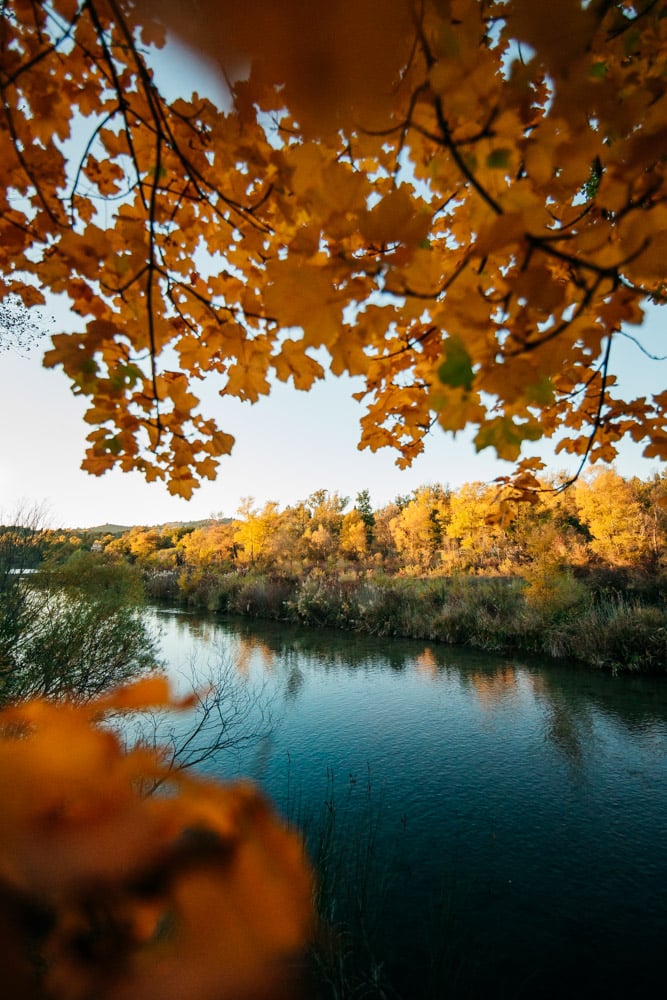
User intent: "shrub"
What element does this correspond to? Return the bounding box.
[1,590,158,704]
[558,599,667,673]
[229,577,293,619]
[1,553,158,705]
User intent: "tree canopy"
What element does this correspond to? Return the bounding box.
[1,0,666,500]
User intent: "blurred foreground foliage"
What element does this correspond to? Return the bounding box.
[0,678,313,1000]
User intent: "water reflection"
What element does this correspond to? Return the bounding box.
[284,664,305,700]
[464,664,520,709]
[153,607,667,802]
[532,676,596,772]
[152,608,667,999]
[414,646,438,680]
[154,609,667,747]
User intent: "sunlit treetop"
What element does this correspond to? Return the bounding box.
[1,0,666,501]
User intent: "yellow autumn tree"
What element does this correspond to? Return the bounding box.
[446,482,502,566]
[575,468,653,566]
[1,0,665,501]
[233,498,281,569]
[339,509,370,561]
[389,486,450,573]
[176,521,236,568]
[297,491,348,566]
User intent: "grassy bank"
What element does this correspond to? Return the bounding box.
[145,567,667,674]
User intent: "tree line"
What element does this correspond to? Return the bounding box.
[51,469,666,584]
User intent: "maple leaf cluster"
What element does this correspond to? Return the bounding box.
[1,0,666,498]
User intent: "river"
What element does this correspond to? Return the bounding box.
[151,608,667,999]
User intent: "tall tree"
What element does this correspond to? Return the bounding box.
[575,468,654,566]
[354,489,376,545]
[389,485,450,573]
[1,0,666,500]
[446,482,503,568]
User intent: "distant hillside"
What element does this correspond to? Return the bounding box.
[80,524,131,536]
[74,519,230,535]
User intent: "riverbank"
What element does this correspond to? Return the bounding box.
[146,568,667,674]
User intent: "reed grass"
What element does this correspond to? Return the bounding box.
[148,568,667,674]
[282,764,475,1000]
[284,765,412,999]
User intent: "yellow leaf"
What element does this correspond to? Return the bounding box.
[360,187,431,248]
[273,338,325,389]
[95,676,171,711]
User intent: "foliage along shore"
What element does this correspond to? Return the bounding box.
[150,568,666,676]
[8,468,662,675]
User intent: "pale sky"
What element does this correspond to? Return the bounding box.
[0,337,516,528]
[1,307,664,529]
[1,37,664,530]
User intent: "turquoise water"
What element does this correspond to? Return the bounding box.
[152,610,667,998]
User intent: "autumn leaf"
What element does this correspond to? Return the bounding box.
[0,685,313,1000]
[360,187,432,248]
[273,338,325,389]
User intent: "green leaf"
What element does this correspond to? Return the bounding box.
[437,337,474,391]
[109,363,142,392]
[148,164,168,181]
[486,148,511,169]
[474,416,541,462]
[524,376,554,406]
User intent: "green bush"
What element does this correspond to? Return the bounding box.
[0,552,158,705]
[2,594,158,702]
[39,549,145,607]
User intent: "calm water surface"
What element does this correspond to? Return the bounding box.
[152,609,667,998]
